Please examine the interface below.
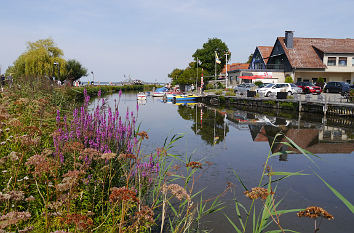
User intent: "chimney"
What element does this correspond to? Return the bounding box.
[285,31,294,49]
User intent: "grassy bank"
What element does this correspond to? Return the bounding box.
[0,80,219,232]
[64,84,156,102]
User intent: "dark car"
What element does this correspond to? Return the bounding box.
[295,81,322,94]
[323,82,350,94]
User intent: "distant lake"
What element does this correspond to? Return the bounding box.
[91,92,354,232]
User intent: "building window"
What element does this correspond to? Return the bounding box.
[339,57,347,66]
[327,57,336,66]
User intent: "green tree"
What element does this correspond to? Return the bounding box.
[316,77,325,88]
[64,59,88,83]
[168,68,184,85]
[7,38,66,79]
[247,53,254,63]
[169,63,210,85]
[192,38,230,82]
[285,75,293,83]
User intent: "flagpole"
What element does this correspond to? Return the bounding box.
[214,51,217,86]
[196,57,198,93]
[225,52,228,89]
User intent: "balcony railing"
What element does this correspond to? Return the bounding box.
[266,64,285,70]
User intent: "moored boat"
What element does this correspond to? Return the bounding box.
[137,92,147,99]
[173,94,198,101]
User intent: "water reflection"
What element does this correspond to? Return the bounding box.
[172,101,354,154]
[176,104,229,145]
[226,108,354,156]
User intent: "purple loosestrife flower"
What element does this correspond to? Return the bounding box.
[56,110,60,124]
[98,89,101,98]
[119,89,122,97]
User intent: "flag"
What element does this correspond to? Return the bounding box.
[201,69,204,90]
[215,51,221,64]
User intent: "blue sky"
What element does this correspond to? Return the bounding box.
[0,0,353,82]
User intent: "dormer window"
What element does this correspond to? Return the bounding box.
[339,57,347,66]
[327,57,336,66]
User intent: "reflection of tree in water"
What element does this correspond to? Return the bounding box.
[177,105,229,145]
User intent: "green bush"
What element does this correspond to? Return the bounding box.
[254,81,263,87]
[225,91,235,96]
[215,90,223,95]
[285,75,293,83]
[206,83,214,90]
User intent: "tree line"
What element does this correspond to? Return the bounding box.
[5,38,88,84]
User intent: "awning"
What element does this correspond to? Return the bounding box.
[239,75,272,80]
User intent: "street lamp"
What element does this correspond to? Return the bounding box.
[91,71,95,85]
[225,52,230,89]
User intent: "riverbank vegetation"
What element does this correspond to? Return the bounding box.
[0,77,223,232]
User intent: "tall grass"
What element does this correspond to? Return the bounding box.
[0,79,222,232]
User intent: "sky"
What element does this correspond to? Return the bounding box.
[0,0,353,82]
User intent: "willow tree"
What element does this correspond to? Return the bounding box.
[8,38,66,79]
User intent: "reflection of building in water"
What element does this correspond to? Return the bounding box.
[225,108,353,155]
[249,125,354,154]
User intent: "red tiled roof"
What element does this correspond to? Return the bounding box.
[221,63,249,74]
[257,46,273,63]
[277,37,354,69]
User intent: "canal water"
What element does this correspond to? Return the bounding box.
[94,92,354,232]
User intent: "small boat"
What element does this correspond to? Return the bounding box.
[152,87,168,97]
[137,92,147,99]
[152,92,166,97]
[173,94,198,101]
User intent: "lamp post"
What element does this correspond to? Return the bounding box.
[91,71,95,85]
[225,52,229,89]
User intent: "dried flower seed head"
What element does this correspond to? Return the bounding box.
[129,205,155,231]
[118,153,136,160]
[62,213,93,231]
[63,142,84,153]
[244,187,274,200]
[297,206,334,220]
[156,147,167,156]
[48,201,64,210]
[41,149,54,157]
[101,153,116,160]
[162,184,191,202]
[186,161,203,169]
[26,154,57,177]
[137,131,149,140]
[25,196,35,202]
[80,148,101,161]
[8,151,19,161]
[57,170,85,192]
[7,190,25,201]
[0,211,31,229]
[19,226,34,232]
[109,186,139,203]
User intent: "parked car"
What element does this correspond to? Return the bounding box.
[234,83,256,95]
[257,83,275,96]
[265,83,302,96]
[256,83,272,88]
[323,82,350,94]
[295,81,322,94]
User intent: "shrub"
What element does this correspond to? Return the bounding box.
[285,75,293,83]
[215,90,223,95]
[254,81,263,87]
[225,91,235,96]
